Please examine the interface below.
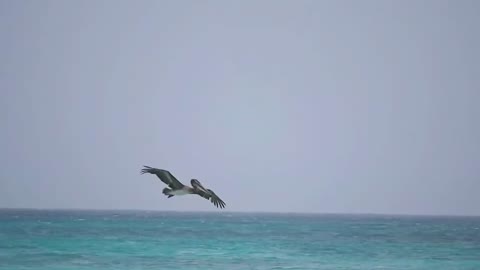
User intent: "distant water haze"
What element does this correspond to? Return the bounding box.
[1,1,479,215]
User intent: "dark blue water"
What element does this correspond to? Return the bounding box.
[1,209,479,269]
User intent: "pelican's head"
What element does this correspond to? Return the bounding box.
[191,178,205,189]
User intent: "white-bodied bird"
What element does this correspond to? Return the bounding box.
[140,166,226,209]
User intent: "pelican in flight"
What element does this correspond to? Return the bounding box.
[140,166,226,209]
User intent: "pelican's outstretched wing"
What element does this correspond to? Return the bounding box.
[206,189,226,209]
[140,166,184,189]
[191,179,226,209]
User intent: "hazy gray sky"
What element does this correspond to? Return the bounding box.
[1,0,479,215]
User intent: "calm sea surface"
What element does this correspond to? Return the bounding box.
[0,209,479,269]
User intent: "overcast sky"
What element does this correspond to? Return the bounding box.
[1,0,479,215]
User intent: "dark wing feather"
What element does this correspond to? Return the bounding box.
[140,166,184,189]
[192,181,226,209]
[207,189,226,209]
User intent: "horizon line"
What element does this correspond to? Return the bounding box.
[0,207,478,218]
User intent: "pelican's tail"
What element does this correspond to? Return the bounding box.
[162,188,174,198]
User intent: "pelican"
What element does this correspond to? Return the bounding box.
[140,166,226,209]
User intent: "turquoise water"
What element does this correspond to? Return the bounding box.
[1,210,479,269]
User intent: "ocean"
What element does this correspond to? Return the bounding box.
[0,209,479,270]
